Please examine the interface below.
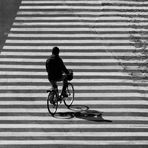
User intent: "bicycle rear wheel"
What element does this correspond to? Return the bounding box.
[64,83,74,108]
[47,91,58,116]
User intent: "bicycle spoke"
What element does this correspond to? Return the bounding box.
[47,91,58,116]
[64,83,74,108]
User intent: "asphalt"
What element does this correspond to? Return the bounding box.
[0,0,21,51]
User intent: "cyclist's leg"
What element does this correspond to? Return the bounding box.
[50,80,59,97]
[50,80,57,89]
[61,75,68,96]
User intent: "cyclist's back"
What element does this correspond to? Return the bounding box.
[46,47,69,81]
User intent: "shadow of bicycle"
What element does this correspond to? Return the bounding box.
[53,105,112,122]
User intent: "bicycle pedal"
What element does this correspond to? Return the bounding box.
[50,100,54,104]
[58,98,62,102]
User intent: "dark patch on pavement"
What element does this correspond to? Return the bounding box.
[0,0,21,52]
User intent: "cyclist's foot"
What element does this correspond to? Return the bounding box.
[57,97,62,103]
[50,97,57,104]
[62,92,68,97]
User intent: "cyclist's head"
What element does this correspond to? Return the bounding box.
[52,47,60,55]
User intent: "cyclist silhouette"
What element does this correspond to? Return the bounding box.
[46,47,70,97]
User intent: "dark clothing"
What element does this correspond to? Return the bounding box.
[49,75,68,96]
[46,54,69,81]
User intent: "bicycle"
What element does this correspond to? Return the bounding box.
[47,71,74,116]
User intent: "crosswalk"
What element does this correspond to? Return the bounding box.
[0,0,148,147]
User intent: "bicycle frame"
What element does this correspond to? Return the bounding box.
[47,82,74,116]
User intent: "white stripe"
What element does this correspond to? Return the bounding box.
[13,22,148,26]
[0,93,143,97]
[5,40,132,45]
[1,140,148,145]
[0,108,147,113]
[10,27,139,32]
[6,39,131,44]
[0,78,133,83]
[0,116,147,121]
[3,45,136,50]
[0,58,121,63]
[0,100,147,105]
[15,16,146,21]
[0,71,46,75]
[19,6,148,10]
[1,51,113,56]
[0,71,129,76]
[0,86,145,90]
[21,0,102,4]
[1,132,148,137]
[21,0,148,4]
[17,11,148,17]
[0,52,120,57]
[0,65,122,70]
[0,124,148,129]
[7,33,132,38]
[1,52,143,60]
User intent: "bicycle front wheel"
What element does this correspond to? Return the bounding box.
[47,91,58,116]
[64,83,74,108]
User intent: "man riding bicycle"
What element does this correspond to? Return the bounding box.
[46,47,71,98]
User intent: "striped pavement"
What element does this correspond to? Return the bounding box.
[0,0,148,147]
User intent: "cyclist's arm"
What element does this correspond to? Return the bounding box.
[60,58,69,74]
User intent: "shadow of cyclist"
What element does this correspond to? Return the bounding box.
[54,105,112,122]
